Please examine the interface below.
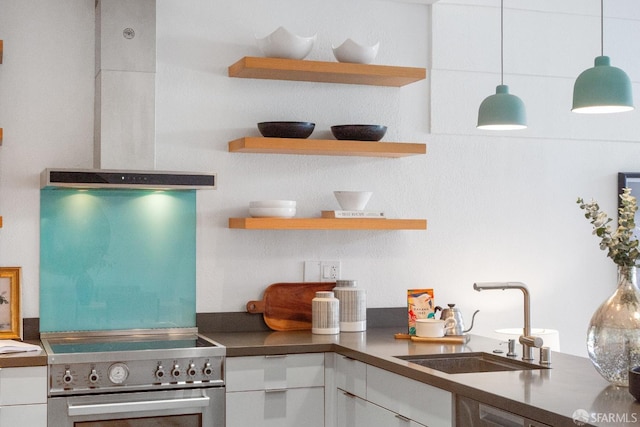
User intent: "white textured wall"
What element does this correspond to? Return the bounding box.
[2,0,640,356]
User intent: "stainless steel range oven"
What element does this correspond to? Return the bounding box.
[41,328,225,427]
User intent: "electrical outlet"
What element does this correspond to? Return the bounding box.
[321,261,341,282]
[304,260,341,282]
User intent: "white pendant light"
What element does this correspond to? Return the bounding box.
[477,0,527,130]
[572,0,633,114]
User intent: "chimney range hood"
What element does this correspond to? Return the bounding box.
[42,0,216,191]
[40,168,216,190]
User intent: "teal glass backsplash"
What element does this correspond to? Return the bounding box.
[40,189,197,332]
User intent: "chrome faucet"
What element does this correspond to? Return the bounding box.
[473,282,543,361]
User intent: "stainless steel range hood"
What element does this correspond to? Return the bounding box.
[40,168,215,190]
[43,0,215,190]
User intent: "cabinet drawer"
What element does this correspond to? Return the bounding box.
[361,396,427,427]
[337,390,427,427]
[226,353,324,392]
[0,403,47,427]
[227,387,324,427]
[335,355,366,398]
[366,365,452,427]
[0,366,47,405]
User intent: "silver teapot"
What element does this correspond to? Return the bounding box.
[438,303,479,336]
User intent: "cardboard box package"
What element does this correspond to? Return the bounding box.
[407,289,435,335]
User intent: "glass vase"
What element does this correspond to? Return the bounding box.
[587,265,640,386]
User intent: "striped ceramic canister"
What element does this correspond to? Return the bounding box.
[333,280,366,332]
[312,291,340,334]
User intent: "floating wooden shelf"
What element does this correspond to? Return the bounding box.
[228,56,426,87]
[229,217,427,230]
[228,137,426,158]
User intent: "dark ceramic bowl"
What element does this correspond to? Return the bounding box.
[330,124,387,141]
[257,121,315,139]
[630,366,640,401]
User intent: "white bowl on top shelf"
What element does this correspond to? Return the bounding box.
[334,191,373,211]
[332,39,379,64]
[256,27,317,60]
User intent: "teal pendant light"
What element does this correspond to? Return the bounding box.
[572,0,633,114]
[477,0,527,130]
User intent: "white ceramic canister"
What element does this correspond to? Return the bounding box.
[333,280,366,332]
[312,291,340,334]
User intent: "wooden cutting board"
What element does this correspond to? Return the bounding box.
[246,282,336,331]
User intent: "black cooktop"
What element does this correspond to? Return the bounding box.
[48,336,216,355]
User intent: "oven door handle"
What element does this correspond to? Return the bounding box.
[67,394,210,417]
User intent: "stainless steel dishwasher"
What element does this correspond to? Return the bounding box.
[456,395,552,427]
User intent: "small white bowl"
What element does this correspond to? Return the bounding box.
[334,191,373,211]
[249,207,296,218]
[332,39,379,64]
[415,319,456,338]
[256,27,316,60]
[249,200,297,208]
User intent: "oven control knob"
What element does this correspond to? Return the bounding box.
[171,364,181,378]
[108,363,129,384]
[88,369,99,384]
[155,365,166,380]
[203,362,213,376]
[63,369,73,384]
[187,363,197,377]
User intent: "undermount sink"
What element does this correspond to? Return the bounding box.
[395,352,550,374]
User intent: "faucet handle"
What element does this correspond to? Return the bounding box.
[519,335,544,348]
[539,346,551,365]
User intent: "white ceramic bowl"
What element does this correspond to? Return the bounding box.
[334,191,373,211]
[415,319,456,338]
[249,200,297,208]
[249,207,296,218]
[256,27,316,60]
[332,39,379,64]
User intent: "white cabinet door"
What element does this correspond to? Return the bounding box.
[367,365,452,427]
[0,366,47,405]
[0,366,47,427]
[337,387,428,427]
[226,354,325,427]
[335,355,367,398]
[0,403,47,427]
[363,398,427,427]
[226,387,324,427]
[337,389,368,427]
[226,353,324,391]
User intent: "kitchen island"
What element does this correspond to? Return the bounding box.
[205,327,640,427]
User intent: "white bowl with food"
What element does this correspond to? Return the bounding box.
[256,27,316,60]
[334,191,373,211]
[332,39,379,64]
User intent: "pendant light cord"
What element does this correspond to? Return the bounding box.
[600,0,604,56]
[500,0,504,85]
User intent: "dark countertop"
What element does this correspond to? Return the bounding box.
[0,340,47,368]
[203,328,640,427]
